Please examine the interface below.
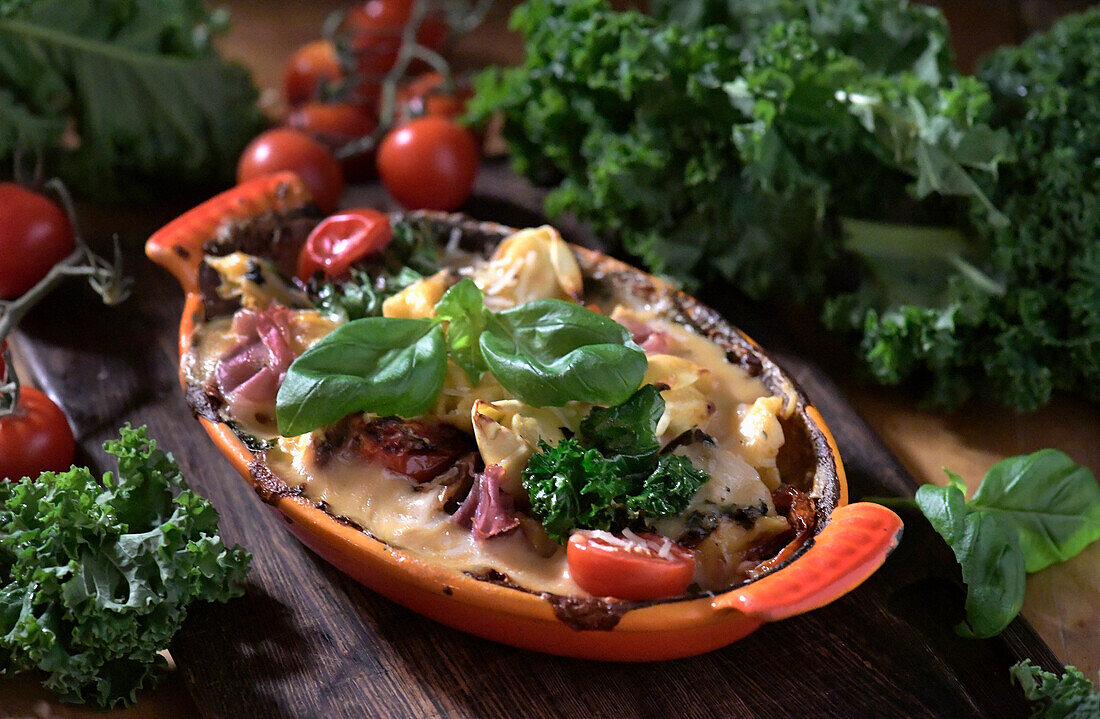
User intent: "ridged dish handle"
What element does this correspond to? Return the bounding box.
[710,502,903,621]
[145,172,313,293]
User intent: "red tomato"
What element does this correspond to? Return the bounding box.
[376,117,478,211]
[286,102,378,180]
[0,184,75,300]
[237,128,344,214]
[567,530,696,601]
[0,387,75,481]
[397,72,473,122]
[297,208,393,280]
[345,0,448,78]
[284,40,345,107]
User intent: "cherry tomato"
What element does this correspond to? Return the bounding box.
[376,117,478,211]
[0,387,75,481]
[237,128,344,214]
[297,208,393,280]
[284,40,345,107]
[286,102,378,180]
[0,184,75,300]
[566,530,696,600]
[345,0,448,78]
[397,72,473,123]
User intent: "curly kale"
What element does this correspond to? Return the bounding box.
[523,385,709,542]
[1012,660,1100,719]
[826,8,1100,410]
[0,426,251,708]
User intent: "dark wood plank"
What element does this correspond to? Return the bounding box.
[11,169,1060,718]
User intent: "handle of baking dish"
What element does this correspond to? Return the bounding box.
[710,502,903,621]
[145,172,313,294]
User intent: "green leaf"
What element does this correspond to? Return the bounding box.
[580,383,663,459]
[480,299,647,407]
[915,478,1026,638]
[969,450,1100,573]
[434,278,490,384]
[0,425,250,709]
[276,318,447,436]
[0,0,264,202]
[1011,659,1100,719]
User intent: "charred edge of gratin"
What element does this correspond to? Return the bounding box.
[249,454,300,503]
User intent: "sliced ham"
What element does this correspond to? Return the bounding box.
[215,305,297,414]
[453,464,521,539]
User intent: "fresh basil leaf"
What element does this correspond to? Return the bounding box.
[916,477,1026,638]
[580,383,663,459]
[276,318,446,436]
[434,278,489,384]
[480,299,647,407]
[969,449,1100,573]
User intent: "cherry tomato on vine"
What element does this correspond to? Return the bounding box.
[376,116,478,211]
[0,183,75,300]
[0,387,75,481]
[297,208,393,281]
[286,102,378,180]
[566,530,696,601]
[397,71,473,122]
[284,40,345,107]
[237,128,344,214]
[345,0,449,78]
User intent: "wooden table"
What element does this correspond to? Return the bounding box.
[2,2,1096,716]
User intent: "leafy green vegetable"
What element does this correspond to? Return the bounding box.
[277,318,447,436]
[915,475,1025,638]
[0,0,264,202]
[523,385,709,542]
[1011,660,1100,719]
[481,299,647,408]
[434,278,490,384]
[824,8,1100,411]
[912,449,1100,638]
[968,450,1100,573]
[473,0,1100,412]
[280,280,647,435]
[0,425,250,709]
[314,266,423,321]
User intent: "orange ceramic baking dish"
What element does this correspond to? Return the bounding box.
[146,173,903,661]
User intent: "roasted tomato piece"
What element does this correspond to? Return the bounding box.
[567,530,695,601]
[296,208,393,281]
[359,417,473,482]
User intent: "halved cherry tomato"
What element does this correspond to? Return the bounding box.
[345,0,448,78]
[567,530,696,601]
[237,128,344,214]
[297,208,393,280]
[376,116,478,211]
[0,387,75,481]
[284,40,345,107]
[397,71,473,122]
[0,183,75,299]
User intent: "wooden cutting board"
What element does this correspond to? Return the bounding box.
[11,166,1062,718]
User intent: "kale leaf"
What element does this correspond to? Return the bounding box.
[1011,660,1100,719]
[0,425,251,708]
[523,385,709,542]
[0,0,264,202]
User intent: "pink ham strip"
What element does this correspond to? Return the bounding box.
[453,464,522,539]
[215,305,296,406]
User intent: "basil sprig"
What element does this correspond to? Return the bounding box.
[276,279,647,436]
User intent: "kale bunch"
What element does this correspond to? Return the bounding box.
[827,8,1100,410]
[0,426,251,708]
